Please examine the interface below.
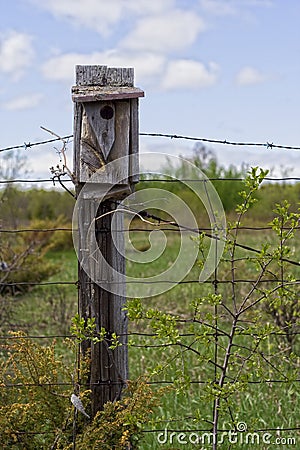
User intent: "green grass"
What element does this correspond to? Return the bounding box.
[125,223,300,449]
[14,249,78,336]
[4,222,300,449]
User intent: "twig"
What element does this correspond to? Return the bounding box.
[41,126,76,183]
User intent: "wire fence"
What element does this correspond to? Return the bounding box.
[2,131,300,153]
[0,132,300,448]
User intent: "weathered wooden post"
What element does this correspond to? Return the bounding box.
[72,65,144,417]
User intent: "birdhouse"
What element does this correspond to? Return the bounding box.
[72,65,144,198]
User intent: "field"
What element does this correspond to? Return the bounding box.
[6,222,299,450]
[1,167,300,449]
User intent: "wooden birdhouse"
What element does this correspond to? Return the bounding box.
[72,65,144,198]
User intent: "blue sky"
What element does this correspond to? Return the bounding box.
[1,0,300,180]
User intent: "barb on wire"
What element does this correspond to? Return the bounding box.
[0,134,73,153]
[2,131,300,155]
[140,132,300,151]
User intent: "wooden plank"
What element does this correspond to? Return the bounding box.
[76,65,107,86]
[73,64,135,417]
[90,200,127,415]
[106,67,134,86]
[73,102,83,182]
[82,100,130,189]
[129,98,140,183]
[72,86,144,103]
[84,102,115,160]
[76,193,128,416]
[79,108,105,181]
[76,193,96,356]
[75,65,134,87]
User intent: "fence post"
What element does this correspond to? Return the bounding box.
[72,65,144,417]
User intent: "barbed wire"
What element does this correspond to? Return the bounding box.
[141,176,300,182]
[0,227,73,233]
[2,131,300,154]
[0,135,73,153]
[0,178,73,184]
[140,132,300,150]
[0,281,77,287]
[141,426,300,433]
[1,278,300,289]
[0,225,299,234]
[1,378,298,389]
[2,175,300,185]
[0,327,299,340]
[1,174,300,189]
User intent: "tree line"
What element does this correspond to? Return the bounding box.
[1,144,299,229]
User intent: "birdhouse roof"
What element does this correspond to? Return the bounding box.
[72,85,145,102]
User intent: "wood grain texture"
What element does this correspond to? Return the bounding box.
[72,86,144,103]
[84,101,115,160]
[79,100,130,190]
[130,98,140,183]
[73,65,136,416]
[80,107,105,180]
[73,102,83,182]
[76,65,134,86]
[76,195,128,415]
[76,65,108,86]
[90,201,127,415]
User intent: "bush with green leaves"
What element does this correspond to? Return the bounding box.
[125,167,300,449]
[0,332,162,449]
[0,219,62,308]
[73,379,162,450]
[0,332,73,449]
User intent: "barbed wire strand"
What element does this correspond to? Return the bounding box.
[2,176,300,184]
[0,328,299,341]
[139,132,300,150]
[0,135,73,153]
[1,377,298,389]
[2,132,300,154]
[1,278,300,288]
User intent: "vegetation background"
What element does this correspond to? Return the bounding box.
[0,146,299,449]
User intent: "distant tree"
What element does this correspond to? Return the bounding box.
[0,151,27,227]
[160,143,248,213]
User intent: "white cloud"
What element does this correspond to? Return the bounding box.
[3,93,43,111]
[41,52,220,92]
[122,10,206,53]
[161,60,219,90]
[41,50,165,85]
[30,0,175,35]
[199,0,273,16]
[236,66,267,86]
[0,31,35,80]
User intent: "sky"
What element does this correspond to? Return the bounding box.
[1,0,300,182]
